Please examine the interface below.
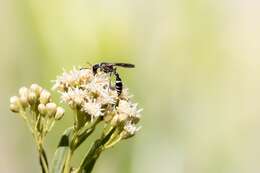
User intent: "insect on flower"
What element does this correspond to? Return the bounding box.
[82,62,135,96]
[10,63,142,173]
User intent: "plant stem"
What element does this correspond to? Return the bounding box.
[63,149,73,173]
[72,117,102,150]
[77,127,116,173]
[62,117,102,173]
[38,142,49,173]
[75,110,87,130]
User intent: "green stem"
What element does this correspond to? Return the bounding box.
[62,117,101,173]
[72,117,102,150]
[63,149,73,173]
[75,110,87,130]
[38,142,49,173]
[20,111,49,172]
[77,127,116,173]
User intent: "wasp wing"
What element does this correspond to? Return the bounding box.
[114,63,135,68]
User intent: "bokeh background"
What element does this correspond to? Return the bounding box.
[1,0,260,173]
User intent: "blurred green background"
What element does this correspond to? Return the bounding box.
[1,0,260,173]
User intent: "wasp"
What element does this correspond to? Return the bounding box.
[90,62,135,95]
[92,62,135,75]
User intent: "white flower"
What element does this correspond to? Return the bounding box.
[123,121,141,136]
[85,81,105,96]
[61,88,86,108]
[117,100,142,119]
[52,67,93,92]
[119,88,133,100]
[83,73,117,104]
[97,89,117,105]
[82,100,103,119]
[78,68,94,85]
[85,73,109,93]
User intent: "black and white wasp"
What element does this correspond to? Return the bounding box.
[84,62,135,96]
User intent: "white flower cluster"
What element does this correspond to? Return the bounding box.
[52,66,142,138]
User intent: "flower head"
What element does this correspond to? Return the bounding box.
[53,67,118,119]
[82,100,103,119]
[122,121,141,139]
[52,67,94,92]
[53,65,142,138]
[61,88,86,109]
[117,100,142,118]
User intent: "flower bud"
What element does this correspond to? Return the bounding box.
[10,104,20,113]
[55,107,65,120]
[19,87,29,98]
[20,96,28,109]
[30,84,42,97]
[46,102,57,117]
[38,103,47,115]
[28,91,37,105]
[39,90,51,104]
[10,96,20,105]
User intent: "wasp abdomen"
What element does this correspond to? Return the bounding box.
[114,72,123,95]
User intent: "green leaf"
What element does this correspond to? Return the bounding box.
[50,127,73,173]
